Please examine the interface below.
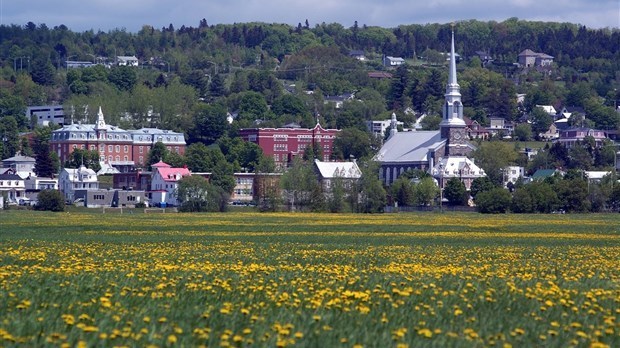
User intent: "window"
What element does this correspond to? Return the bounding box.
[124,156,128,161]
[90,145,95,150]
[81,145,85,149]
[124,145,128,152]
[115,145,120,152]
[139,156,143,163]
[100,144,105,151]
[108,155,113,162]
[175,146,179,153]
[108,145,113,152]
[73,145,77,149]
[115,156,120,161]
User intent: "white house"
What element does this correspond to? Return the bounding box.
[431,156,486,192]
[59,166,99,202]
[503,166,525,187]
[383,56,405,67]
[0,172,26,204]
[314,159,362,192]
[24,175,59,201]
[117,56,139,66]
[1,155,36,177]
[150,161,190,207]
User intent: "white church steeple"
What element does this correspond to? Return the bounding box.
[95,106,107,130]
[389,112,398,138]
[440,27,465,127]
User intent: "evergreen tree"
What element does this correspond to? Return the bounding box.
[33,127,57,177]
[443,178,468,206]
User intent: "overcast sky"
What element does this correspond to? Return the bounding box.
[1,0,618,32]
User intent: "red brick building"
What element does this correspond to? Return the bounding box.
[239,123,340,167]
[51,107,185,170]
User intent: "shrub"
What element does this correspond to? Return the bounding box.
[475,188,511,214]
[35,190,65,212]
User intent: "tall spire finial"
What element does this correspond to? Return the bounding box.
[95,106,107,130]
[449,24,458,86]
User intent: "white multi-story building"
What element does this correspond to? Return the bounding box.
[59,165,99,202]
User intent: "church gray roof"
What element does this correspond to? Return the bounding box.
[374,131,445,163]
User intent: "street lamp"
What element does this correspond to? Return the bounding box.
[439,163,444,213]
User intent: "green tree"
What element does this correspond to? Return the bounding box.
[255,155,280,212]
[475,187,511,213]
[176,175,227,212]
[211,160,235,194]
[20,136,33,157]
[530,107,553,137]
[473,141,519,186]
[34,189,65,212]
[554,177,591,213]
[443,177,468,206]
[327,176,348,213]
[391,176,415,206]
[420,115,442,130]
[414,177,439,206]
[333,128,376,160]
[190,103,229,145]
[470,176,495,198]
[357,161,386,213]
[513,123,532,141]
[0,116,19,159]
[108,66,137,91]
[524,181,559,213]
[510,188,533,213]
[280,157,319,211]
[30,57,56,86]
[64,149,101,172]
[147,142,169,168]
[33,126,58,177]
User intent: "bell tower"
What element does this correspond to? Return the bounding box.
[440,25,470,156]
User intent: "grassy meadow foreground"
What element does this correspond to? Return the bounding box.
[0,211,618,347]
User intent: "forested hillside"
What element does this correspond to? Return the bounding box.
[1,18,619,150]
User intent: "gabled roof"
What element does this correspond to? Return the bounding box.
[153,162,190,182]
[368,71,393,79]
[531,169,559,179]
[0,173,23,180]
[375,131,445,163]
[314,160,362,179]
[518,49,538,56]
[431,156,485,178]
[2,155,36,163]
[151,161,171,168]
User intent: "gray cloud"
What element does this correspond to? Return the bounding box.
[1,0,618,32]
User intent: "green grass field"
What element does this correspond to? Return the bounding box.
[0,211,618,347]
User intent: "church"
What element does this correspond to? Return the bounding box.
[375,29,485,190]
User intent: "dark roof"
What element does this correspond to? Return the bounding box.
[531,169,557,179]
[349,50,365,56]
[0,173,23,180]
[367,71,393,79]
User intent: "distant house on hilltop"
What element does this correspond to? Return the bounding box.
[383,56,405,67]
[117,56,139,66]
[518,49,554,67]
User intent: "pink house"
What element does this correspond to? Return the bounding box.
[150,161,190,206]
